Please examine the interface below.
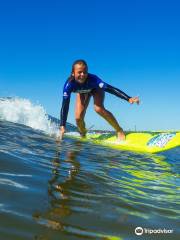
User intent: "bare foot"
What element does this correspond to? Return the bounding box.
[117,131,126,142]
[79,129,87,138]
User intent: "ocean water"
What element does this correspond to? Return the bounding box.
[0,98,179,240]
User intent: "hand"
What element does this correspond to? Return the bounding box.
[129,96,140,105]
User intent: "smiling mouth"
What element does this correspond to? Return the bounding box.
[79,77,86,81]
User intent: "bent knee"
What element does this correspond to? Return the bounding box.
[94,105,105,114]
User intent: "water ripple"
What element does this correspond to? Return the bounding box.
[0,120,179,239]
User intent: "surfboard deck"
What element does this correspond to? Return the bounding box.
[66,132,180,153]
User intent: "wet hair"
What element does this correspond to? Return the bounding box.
[68,59,88,81]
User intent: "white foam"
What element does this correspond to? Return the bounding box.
[0,97,59,136]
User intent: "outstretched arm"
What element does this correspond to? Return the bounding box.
[104,83,131,101]
[59,97,70,139]
[60,97,70,127]
[103,83,140,104]
[59,80,73,139]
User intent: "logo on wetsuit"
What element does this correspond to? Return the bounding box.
[99,82,104,88]
[75,89,92,94]
[63,92,68,97]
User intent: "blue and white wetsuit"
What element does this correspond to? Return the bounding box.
[60,73,131,126]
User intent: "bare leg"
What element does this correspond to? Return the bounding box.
[92,89,125,141]
[75,93,91,137]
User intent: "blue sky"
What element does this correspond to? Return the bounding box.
[0,0,180,131]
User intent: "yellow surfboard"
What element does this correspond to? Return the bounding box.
[66,132,180,153]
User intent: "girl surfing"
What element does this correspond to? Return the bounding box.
[59,60,140,141]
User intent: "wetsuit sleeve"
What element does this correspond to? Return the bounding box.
[60,81,72,127]
[60,97,70,127]
[103,83,131,102]
[94,75,131,102]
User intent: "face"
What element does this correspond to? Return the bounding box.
[72,64,88,84]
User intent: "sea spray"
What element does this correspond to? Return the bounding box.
[0,97,59,136]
